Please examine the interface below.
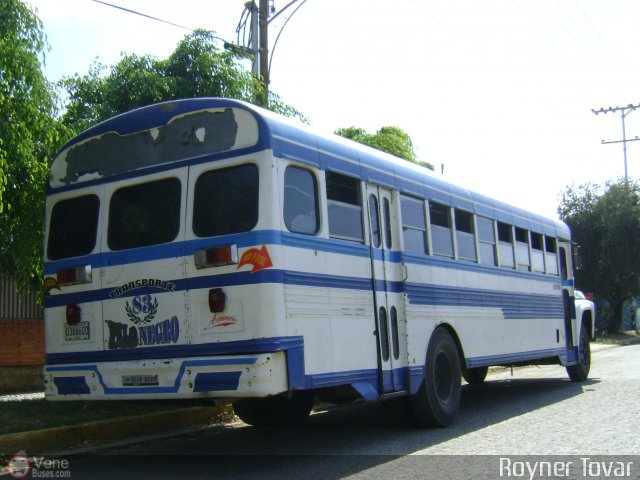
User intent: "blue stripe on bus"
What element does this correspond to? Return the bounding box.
[404,283,564,319]
[45,266,561,323]
[43,231,408,275]
[43,269,403,308]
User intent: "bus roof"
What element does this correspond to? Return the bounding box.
[50,97,570,240]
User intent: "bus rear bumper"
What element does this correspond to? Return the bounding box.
[44,351,289,400]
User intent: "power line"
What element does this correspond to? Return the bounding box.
[91,0,193,31]
[90,1,238,50]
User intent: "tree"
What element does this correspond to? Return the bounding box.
[558,179,640,333]
[0,0,64,289]
[61,29,306,133]
[335,125,434,170]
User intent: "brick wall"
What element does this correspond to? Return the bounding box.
[0,318,45,366]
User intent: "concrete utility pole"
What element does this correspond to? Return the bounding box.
[592,104,640,186]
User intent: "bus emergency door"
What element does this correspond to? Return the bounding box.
[366,185,401,393]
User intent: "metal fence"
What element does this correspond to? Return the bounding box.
[0,279,43,320]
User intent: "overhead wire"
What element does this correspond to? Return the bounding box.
[89,0,233,47]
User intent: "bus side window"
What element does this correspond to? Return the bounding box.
[477,216,497,266]
[400,195,428,254]
[515,227,531,271]
[284,166,319,235]
[429,201,454,258]
[545,236,559,275]
[531,232,545,272]
[454,208,476,261]
[497,222,515,268]
[326,172,364,242]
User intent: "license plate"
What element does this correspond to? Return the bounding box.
[64,322,90,341]
[122,374,159,386]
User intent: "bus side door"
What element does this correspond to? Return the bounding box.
[366,185,402,393]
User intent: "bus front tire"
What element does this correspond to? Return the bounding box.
[566,326,591,382]
[410,327,461,427]
[233,391,314,427]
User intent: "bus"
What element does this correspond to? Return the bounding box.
[43,98,593,427]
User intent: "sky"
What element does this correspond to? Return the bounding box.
[26,0,640,220]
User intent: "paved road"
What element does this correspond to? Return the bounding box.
[61,344,640,479]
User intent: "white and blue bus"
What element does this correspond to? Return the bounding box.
[43,98,593,426]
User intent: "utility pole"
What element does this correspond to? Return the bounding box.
[259,0,270,107]
[592,104,640,186]
[234,1,306,108]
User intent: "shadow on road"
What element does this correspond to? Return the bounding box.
[69,376,599,479]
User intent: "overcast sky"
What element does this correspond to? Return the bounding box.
[28,0,640,220]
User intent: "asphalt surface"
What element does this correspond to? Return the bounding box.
[0,338,637,458]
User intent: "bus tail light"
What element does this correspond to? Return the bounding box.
[208,288,226,313]
[66,304,81,325]
[195,245,238,269]
[57,265,92,286]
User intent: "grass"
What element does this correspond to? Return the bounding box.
[0,398,220,436]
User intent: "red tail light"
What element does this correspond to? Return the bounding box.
[57,265,92,286]
[66,304,81,325]
[208,288,226,313]
[195,245,238,269]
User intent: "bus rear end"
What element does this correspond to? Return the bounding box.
[43,100,298,403]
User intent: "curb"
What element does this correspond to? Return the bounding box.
[0,406,222,455]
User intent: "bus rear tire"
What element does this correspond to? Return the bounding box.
[233,391,314,427]
[410,327,461,427]
[566,326,591,382]
[462,366,488,385]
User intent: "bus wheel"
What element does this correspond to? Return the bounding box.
[233,391,314,427]
[566,325,591,382]
[462,366,488,385]
[410,327,461,427]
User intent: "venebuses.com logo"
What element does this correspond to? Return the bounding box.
[4,452,71,478]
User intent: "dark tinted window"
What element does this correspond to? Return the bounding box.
[108,178,181,250]
[284,166,318,235]
[193,164,259,237]
[48,195,99,260]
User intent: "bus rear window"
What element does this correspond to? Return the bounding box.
[48,195,99,260]
[193,164,259,237]
[108,178,181,250]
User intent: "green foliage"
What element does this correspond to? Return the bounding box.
[335,125,434,170]
[558,180,640,333]
[61,29,306,132]
[0,0,64,289]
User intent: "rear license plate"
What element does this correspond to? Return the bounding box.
[122,374,159,386]
[65,321,90,341]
